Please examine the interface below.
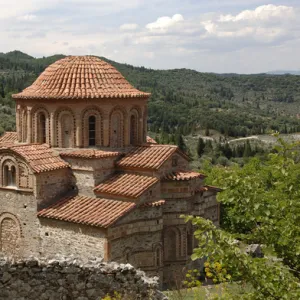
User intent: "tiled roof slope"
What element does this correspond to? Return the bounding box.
[164,171,206,181]
[0,132,18,146]
[146,136,157,144]
[38,195,136,228]
[0,144,69,173]
[13,56,150,100]
[60,149,122,159]
[197,185,223,193]
[94,173,159,199]
[117,144,189,170]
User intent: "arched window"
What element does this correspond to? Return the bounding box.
[88,116,96,147]
[130,114,138,145]
[37,113,46,143]
[3,165,9,186]
[164,229,178,261]
[3,164,16,187]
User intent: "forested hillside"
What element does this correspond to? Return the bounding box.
[1,50,300,137]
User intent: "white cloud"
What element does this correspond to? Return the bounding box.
[219,4,295,23]
[120,23,139,31]
[146,14,184,32]
[17,14,37,22]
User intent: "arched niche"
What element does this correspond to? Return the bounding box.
[32,107,50,144]
[56,109,76,148]
[81,107,103,147]
[110,108,125,148]
[1,158,18,188]
[164,227,181,261]
[129,108,140,145]
[0,213,22,257]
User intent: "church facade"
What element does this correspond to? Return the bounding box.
[0,56,220,284]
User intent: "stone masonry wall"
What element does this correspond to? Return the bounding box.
[0,190,40,258]
[39,219,107,261]
[0,257,167,300]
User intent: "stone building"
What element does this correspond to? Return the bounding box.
[0,56,220,284]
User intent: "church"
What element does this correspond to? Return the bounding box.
[0,56,220,284]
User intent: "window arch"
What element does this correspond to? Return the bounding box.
[164,227,181,261]
[21,109,27,143]
[0,213,21,256]
[82,107,102,148]
[110,109,125,148]
[32,107,50,144]
[2,160,17,188]
[56,109,76,148]
[88,116,96,146]
[37,112,46,143]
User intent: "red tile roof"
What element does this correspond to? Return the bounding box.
[163,171,206,181]
[94,173,159,199]
[0,144,69,173]
[0,132,18,146]
[13,56,150,100]
[38,195,136,228]
[117,144,189,170]
[146,136,157,144]
[60,149,122,159]
[196,185,223,193]
[142,200,165,207]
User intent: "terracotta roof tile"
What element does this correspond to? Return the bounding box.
[142,200,165,207]
[94,173,159,199]
[38,195,136,228]
[146,136,157,144]
[60,149,123,159]
[196,185,223,193]
[13,56,150,100]
[117,144,189,170]
[0,144,69,173]
[163,171,206,181]
[0,132,18,146]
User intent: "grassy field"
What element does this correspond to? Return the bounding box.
[165,282,252,300]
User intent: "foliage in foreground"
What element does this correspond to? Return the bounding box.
[184,136,300,299]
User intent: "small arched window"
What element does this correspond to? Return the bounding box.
[130,114,138,145]
[3,164,16,187]
[88,116,96,147]
[37,113,46,144]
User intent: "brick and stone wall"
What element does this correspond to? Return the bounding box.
[39,219,107,260]
[0,190,40,258]
[0,257,167,300]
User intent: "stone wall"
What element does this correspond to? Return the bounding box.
[39,219,107,261]
[0,190,40,258]
[0,257,167,300]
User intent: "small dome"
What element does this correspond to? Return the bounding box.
[13,56,150,100]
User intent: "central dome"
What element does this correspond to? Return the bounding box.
[13,56,150,100]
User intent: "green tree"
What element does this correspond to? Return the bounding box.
[197,137,205,157]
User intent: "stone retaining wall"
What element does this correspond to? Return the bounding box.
[0,257,167,300]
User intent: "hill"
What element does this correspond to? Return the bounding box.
[1,50,300,137]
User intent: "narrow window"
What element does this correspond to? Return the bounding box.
[3,165,9,186]
[38,113,46,143]
[10,166,16,187]
[88,116,96,146]
[130,114,137,145]
[4,165,16,187]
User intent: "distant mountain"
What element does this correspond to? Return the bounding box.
[267,70,300,75]
[1,50,300,138]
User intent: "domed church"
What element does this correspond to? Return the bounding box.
[0,56,220,284]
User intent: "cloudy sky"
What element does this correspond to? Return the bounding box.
[1,0,300,73]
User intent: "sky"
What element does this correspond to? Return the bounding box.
[1,0,300,73]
